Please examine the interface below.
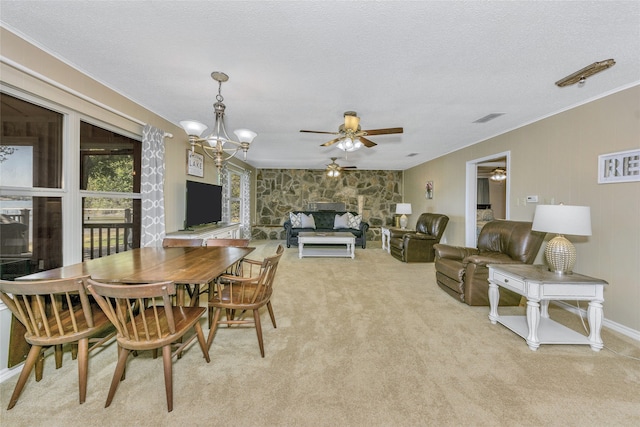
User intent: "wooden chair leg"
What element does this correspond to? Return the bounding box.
[162,345,173,412]
[267,301,277,328]
[71,343,78,360]
[55,344,64,369]
[105,347,130,408]
[7,345,42,410]
[35,351,45,382]
[77,338,89,404]
[254,309,265,358]
[206,308,222,350]
[194,321,211,363]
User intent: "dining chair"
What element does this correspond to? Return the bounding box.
[207,244,284,357]
[84,278,210,412]
[162,237,203,247]
[162,237,204,306]
[204,238,250,247]
[0,276,114,410]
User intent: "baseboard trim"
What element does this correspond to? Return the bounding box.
[553,301,640,342]
[0,364,22,383]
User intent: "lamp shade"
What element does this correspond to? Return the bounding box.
[179,120,208,137]
[233,129,257,143]
[396,203,412,215]
[532,205,592,236]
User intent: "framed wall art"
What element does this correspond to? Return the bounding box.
[598,149,640,184]
[187,150,204,178]
[425,181,434,199]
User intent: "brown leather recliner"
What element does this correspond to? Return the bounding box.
[433,220,544,306]
[389,213,449,262]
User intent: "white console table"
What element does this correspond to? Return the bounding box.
[488,264,607,351]
[165,223,241,242]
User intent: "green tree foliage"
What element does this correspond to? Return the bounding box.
[85,155,133,210]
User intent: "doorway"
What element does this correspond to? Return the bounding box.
[465,151,510,247]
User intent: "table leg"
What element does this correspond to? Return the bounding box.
[299,242,303,259]
[587,300,604,351]
[540,299,550,318]
[350,241,354,259]
[526,299,541,351]
[488,281,500,324]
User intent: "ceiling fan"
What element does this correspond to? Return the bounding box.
[326,157,356,177]
[301,111,403,152]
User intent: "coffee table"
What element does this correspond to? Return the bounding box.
[298,232,356,259]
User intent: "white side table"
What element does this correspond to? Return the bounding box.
[381,226,391,253]
[488,264,607,351]
[381,226,413,254]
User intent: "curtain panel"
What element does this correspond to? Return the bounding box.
[141,124,166,247]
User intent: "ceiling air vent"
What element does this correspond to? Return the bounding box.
[473,113,505,124]
[407,153,419,157]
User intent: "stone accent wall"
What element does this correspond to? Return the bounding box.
[252,169,403,241]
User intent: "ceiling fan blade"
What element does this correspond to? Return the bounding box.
[321,137,344,147]
[359,137,377,148]
[362,127,404,136]
[300,130,340,135]
[341,166,358,169]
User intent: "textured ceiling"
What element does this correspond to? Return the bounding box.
[1,1,639,170]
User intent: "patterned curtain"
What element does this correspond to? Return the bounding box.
[240,169,252,238]
[220,164,230,223]
[141,124,166,247]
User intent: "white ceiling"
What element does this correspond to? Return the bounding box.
[1,1,639,171]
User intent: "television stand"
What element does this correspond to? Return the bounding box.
[165,223,241,241]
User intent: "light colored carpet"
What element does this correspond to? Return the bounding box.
[1,240,639,426]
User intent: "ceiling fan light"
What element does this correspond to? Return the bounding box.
[233,128,257,144]
[354,139,363,149]
[180,120,208,137]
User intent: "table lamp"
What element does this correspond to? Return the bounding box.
[531,204,592,275]
[396,203,412,229]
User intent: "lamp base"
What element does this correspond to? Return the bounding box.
[545,234,576,275]
[400,214,408,229]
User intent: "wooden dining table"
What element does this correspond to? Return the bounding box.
[18,246,255,305]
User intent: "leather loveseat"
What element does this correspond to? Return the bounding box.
[284,211,369,248]
[389,213,449,262]
[433,220,544,306]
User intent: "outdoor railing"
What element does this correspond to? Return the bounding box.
[83,222,134,260]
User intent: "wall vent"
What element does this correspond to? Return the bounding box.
[473,113,505,123]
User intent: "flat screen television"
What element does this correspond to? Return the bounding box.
[184,180,223,229]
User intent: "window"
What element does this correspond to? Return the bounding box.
[221,165,251,238]
[0,93,64,278]
[80,121,141,259]
[0,90,143,278]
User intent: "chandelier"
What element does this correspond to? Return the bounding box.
[180,72,256,169]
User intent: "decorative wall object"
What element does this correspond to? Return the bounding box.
[187,150,204,177]
[426,181,434,199]
[598,149,640,183]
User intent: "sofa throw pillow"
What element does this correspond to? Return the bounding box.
[300,213,316,229]
[289,212,302,228]
[334,213,350,229]
[347,212,362,228]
